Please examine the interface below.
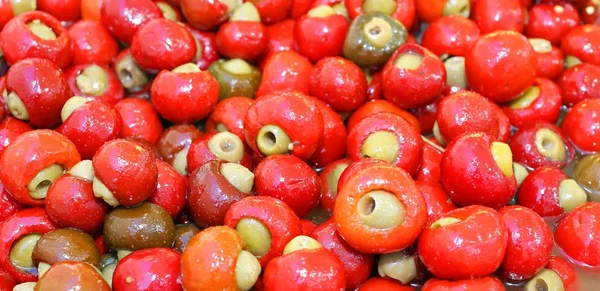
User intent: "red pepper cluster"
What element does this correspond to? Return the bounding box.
[0,0,599,290]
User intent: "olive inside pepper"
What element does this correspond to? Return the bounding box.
[208,58,261,100]
[343,12,407,69]
[103,202,176,252]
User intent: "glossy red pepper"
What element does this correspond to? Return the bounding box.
[225,196,303,266]
[0,208,56,282]
[57,99,122,160]
[67,20,119,65]
[418,205,508,280]
[66,64,124,105]
[216,7,268,62]
[555,202,600,267]
[0,117,32,156]
[307,98,347,168]
[560,98,600,153]
[245,91,324,160]
[348,99,421,134]
[187,27,220,71]
[525,3,580,45]
[246,0,292,24]
[0,1,36,30]
[5,58,71,129]
[499,205,553,280]
[561,24,600,66]
[415,143,442,184]
[300,219,317,235]
[205,97,253,140]
[347,112,423,176]
[435,91,499,145]
[101,0,162,44]
[0,268,16,290]
[188,160,251,227]
[365,70,383,101]
[334,163,427,253]
[336,158,387,192]
[131,19,197,72]
[263,19,296,61]
[311,219,374,290]
[422,277,505,291]
[156,0,182,21]
[532,44,565,81]
[37,0,80,21]
[181,226,257,291]
[149,160,187,219]
[295,6,349,63]
[82,0,102,20]
[187,131,253,174]
[256,51,312,96]
[546,256,578,290]
[0,130,80,206]
[465,31,537,103]
[416,181,456,224]
[263,245,346,291]
[255,155,320,217]
[93,138,158,207]
[113,248,182,291]
[0,11,72,69]
[157,124,203,176]
[152,64,219,124]
[509,121,575,169]
[558,63,600,107]
[309,56,367,112]
[181,0,233,31]
[382,43,446,109]
[319,158,351,212]
[471,0,525,34]
[421,16,480,57]
[46,172,107,233]
[440,133,517,208]
[115,98,164,145]
[0,182,23,223]
[517,167,587,218]
[503,78,562,128]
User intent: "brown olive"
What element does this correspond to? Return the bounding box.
[343,12,407,69]
[574,154,600,193]
[32,229,101,269]
[172,223,201,253]
[103,202,176,251]
[157,124,203,176]
[208,58,261,100]
[187,160,250,227]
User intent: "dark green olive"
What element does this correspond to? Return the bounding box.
[172,223,201,253]
[574,154,600,193]
[103,202,176,251]
[343,12,407,69]
[208,58,261,100]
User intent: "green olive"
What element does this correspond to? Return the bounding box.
[343,12,407,69]
[574,154,600,193]
[208,59,261,100]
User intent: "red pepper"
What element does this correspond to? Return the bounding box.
[157,124,203,176]
[5,58,71,128]
[319,158,352,212]
[421,16,480,57]
[295,6,349,63]
[307,98,347,168]
[0,182,23,223]
[561,24,600,66]
[149,160,187,219]
[415,181,456,224]
[0,208,56,282]
[347,100,420,134]
[205,97,254,141]
[0,117,32,156]
[418,205,507,280]
[555,202,600,267]
[526,3,580,45]
[558,63,600,107]
[225,196,303,267]
[560,98,600,152]
[509,121,575,169]
[115,98,164,145]
[256,51,313,97]
[0,11,72,69]
[186,27,220,71]
[422,277,505,291]
[503,78,562,128]
[309,57,367,112]
[101,0,162,44]
[0,130,81,206]
[471,0,526,34]
[113,248,182,291]
[68,20,119,65]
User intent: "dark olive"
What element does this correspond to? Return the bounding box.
[32,228,101,268]
[208,58,261,100]
[103,202,176,251]
[574,154,600,193]
[343,12,407,69]
[172,223,201,253]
